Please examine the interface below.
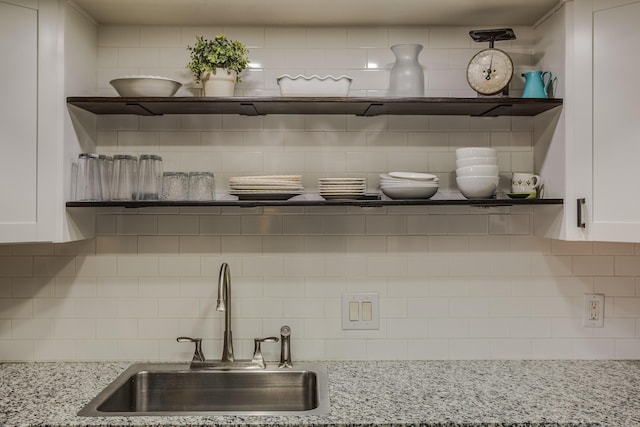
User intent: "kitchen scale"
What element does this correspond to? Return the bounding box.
[466,28,516,97]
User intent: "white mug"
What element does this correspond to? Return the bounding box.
[511,172,543,193]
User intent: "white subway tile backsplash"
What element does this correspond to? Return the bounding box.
[3,24,640,363]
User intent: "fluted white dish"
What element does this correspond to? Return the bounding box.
[455,147,496,159]
[456,157,498,168]
[277,74,352,96]
[456,165,499,177]
[456,176,499,199]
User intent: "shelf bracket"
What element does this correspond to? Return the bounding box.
[475,104,513,117]
[125,103,160,116]
[361,103,385,117]
[239,103,260,116]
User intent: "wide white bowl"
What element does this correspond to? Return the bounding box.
[380,182,439,188]
[381,185,438,199]
[110,76,182,97]
[456,176,499,199]
[456,165,499,177]
[277,74,352,97]
[455,147,496,159]
[387,171,438,181]
[456,156,498,168]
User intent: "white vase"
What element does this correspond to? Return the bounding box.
[203,68,237,96]
[389,44,424,97]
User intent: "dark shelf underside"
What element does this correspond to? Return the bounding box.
[67,197,563,209]
[66,96,563,117]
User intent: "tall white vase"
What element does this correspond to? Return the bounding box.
[203,68,237,96]
[389,44,424,97]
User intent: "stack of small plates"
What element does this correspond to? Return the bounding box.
[318,177,366,199]
[379,172,439,199]
[229,175,304,200]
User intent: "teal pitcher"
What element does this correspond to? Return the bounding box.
[521,70,552,98]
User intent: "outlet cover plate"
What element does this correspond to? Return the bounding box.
[583,293,605,328]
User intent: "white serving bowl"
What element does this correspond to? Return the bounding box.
[110,76,182,97]
[387,171,438,181]
[456,176,499,199]
[455,165,499,177]
[381,185,438,199]
[455,156,498,168]
[455,147,496,159]
[277,74,352,96]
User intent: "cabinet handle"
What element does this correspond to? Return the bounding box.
[576,198,586,228]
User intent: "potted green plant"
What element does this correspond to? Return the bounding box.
[186,33,250,96]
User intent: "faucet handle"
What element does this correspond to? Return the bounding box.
[177,336,205,363]
[279,325,293,368]
[251,336,279,368]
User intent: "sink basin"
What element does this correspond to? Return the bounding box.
[78,362,329,417]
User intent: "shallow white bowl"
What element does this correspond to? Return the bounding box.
[381,185,438,199]
[387,171,438,181]
[456,157,498,168]
[456,176,499,199]
[110,76,182,97]
[455,147,496,159]
[277,74,352,96]
[380,181,439,187]
[456,165,499,177]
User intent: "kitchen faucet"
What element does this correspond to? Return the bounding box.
[217,262,234,363]
[177,262,291,369]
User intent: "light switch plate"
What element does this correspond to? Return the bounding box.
[342,293,379,330]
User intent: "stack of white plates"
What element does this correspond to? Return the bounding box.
[455,148,499,199]
[318,177,366,199]
[229,175,304,200]
[379,172,439,199]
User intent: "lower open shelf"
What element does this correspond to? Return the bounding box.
[66,194,563,209]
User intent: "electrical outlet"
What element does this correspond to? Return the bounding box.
[583,293,605,328]
[342,293,379,330]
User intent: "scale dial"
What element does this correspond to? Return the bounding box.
[466,48,513,95]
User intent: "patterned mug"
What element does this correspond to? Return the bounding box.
[511,172,543,194]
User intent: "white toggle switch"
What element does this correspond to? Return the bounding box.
[362,301,372,321]
[342,293,379,330]
[349,302,359,321]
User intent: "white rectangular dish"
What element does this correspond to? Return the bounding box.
[277,74,352,97]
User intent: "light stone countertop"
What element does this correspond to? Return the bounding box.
[1,360,639,426]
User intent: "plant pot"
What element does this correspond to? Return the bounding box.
[203,69,237,96]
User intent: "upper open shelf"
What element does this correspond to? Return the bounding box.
[66,96,563,117]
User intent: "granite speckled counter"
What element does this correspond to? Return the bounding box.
[1,360,639,426]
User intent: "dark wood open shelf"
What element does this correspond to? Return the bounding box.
[66,196,563,209]
[66,96,563,117]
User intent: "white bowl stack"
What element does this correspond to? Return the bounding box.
[379,172,439,199]
[455,148,499,199]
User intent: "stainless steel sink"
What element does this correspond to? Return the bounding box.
[78,362,329,417]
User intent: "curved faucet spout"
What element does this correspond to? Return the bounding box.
[217,262,234,363]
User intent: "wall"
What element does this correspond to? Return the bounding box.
[1,24,640,362]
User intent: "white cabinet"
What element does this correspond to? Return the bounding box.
[533,0,640,243]
[0,1,38,242]
[590,0,640,241]
[0,0,97,243]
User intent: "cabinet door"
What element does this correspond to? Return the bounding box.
[0,1,38,242]
[590,0,640,241]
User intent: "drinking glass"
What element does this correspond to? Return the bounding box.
[110,154,138,200]
[75,153,102,201]
[136,154,163,200]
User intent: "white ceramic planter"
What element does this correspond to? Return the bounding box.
[203,69,236,96]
